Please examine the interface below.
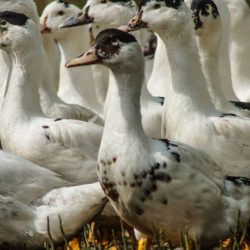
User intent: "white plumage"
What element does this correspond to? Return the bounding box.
[0,0,250,248]
[0,150,107,248]
[128,0,250,176]
[0,13,103,184]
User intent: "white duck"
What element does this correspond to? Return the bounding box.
[66,28,250,248]
[61,0,163,138]
[40,1,102,114]
[0,150,107,249]
[142,0,237,100]
[128,0,250,176]
[191,0,250,116]
[224,0,250,102]
[185,0,238,101]
[0,11,103,184]
[0,0,103,123]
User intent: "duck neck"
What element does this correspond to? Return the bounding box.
[1,43,43,118]
[159,27,215,117]
[57,27,100,110]
[102,66,147,147]
[196,33,229,110]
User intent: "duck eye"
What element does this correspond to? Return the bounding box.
[100,0,107,3]
[110,37,118,45]
[0,20,7,26]
[153,3,161,9]
[57,10,65,16]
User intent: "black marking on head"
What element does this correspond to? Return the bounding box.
[231,101,250,111]
[191,0,219,29]
[0,11,29,26]
[42,125,49,129]
[94,28,137,59]
[139,0,183,11]
[226,176,250,187]
[220,113,237,118]
[54,118,62,122]
[57,0,70,8]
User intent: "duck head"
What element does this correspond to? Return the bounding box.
[191,0,220,37]
[40,0,82,39]
[127,0,192,35]
[0,11,37,52]
[65,28,143,72]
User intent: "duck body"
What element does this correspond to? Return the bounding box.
[0,150,107,249]
[0,11,103,184]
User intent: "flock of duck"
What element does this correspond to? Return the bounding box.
[0,0,250,248]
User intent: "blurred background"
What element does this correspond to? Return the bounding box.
[35,0,84,14]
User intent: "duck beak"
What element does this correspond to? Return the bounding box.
[65,47,101,68]
[127,11,147,31]
[60,8,93,29]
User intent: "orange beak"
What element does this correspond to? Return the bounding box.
[65,47,102,68]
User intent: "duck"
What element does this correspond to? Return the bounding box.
[128,0,250,177]
[190,0,250,116]
[66,28,250,248]
[0,0,103,123]
[61,0,163,138]
[0,149,107,249]
[185,0,238,101]
[0,10,103,185]
[224,0,250,102]
[40,0,102,114]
